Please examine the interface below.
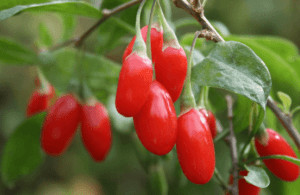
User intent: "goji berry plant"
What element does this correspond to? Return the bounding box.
[0,0,300,194]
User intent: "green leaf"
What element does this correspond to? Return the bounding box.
[0,37,37,65]
[277,91,292,113]
[244,165,270,188]
[37,23,53,47]
[192,41,272,109]
[226,36,300,105]
[39,49,121,101]
[0,1,101,21]
[1,113,46,187]
[0,0,51,10]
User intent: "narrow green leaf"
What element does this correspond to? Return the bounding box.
[0,37,36,65]
[0,1,101,21]
[254,155,300,166]
[291,106,300,116]
[277,91,292,113]
[244,165,270,188]
[61,14,76,40]
[37,23,53,47]
[1,113,46,187]
[192,41,272,109]
[0,0,51,10]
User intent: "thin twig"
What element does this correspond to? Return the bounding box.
[225,95,238,195]
[267,97,300,151]
[172,0,224,42]
[48,0,142,51]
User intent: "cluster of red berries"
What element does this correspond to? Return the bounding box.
[116,25,218,184]
[27,79,112,162]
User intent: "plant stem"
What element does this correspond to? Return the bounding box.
[147,0,157,60]
[157,1,180,47]
[172,0,224,42]
[225,95,239,195]
[197,86,209,108]
[48,0,142,51]
[132,0,147,54]
[267,97,300,151]
[180,31,200,112]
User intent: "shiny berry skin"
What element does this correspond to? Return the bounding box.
[199,109,217,139]
[255,128,299,181]
[176,108,215,184]
[26,84,55,117]
[41,94,81,156]
[133,81,177,155]
[123,25,163,63]
[81,101,112,162]
[227,171,261,195]
[116,53,153,117]
[155,47,187,102]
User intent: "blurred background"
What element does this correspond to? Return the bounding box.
[0,0,299,194]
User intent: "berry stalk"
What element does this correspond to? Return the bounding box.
[180,31,200,112]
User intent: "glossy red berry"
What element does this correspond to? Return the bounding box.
[41,94,81,156]
[176,109,215,184]
[133,81,177,155]
[26,83,55,117]
[81,101,112,162]
[116,53,153,117]
[199,109,217,139]
[255,128,299,181]
[123,25,163,63]
[155,47,187,102]
[227,171,261,195]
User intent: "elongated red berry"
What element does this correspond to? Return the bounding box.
[41,94,81,156]
[133,81,177,155]
[81,101,112,162]
[26,83,55,117]
[176,109,215,184]
[116,53,153,117]
[123,25,163,63]
[255,128,299,181]
[155,44,187,102]
[227,171,261,195]
[199,109,217,139]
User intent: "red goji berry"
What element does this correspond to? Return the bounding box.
[41,94,81,156]
[255,128,299,181]
[133,81,177,155]
[176,108,215,184]
[81,101,112,162]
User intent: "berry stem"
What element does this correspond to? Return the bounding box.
[132,0,147,55]
[197,86,209,108]
[180,31,200,113]
[156,0,180,49]
[147,0,157,79]
[146,0,157,60]
[36,67,49,93]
